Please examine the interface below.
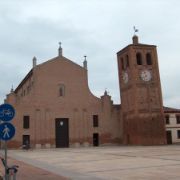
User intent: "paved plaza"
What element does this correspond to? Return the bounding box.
[1,145,180,179]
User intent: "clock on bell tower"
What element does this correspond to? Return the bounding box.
[117,35,166,145]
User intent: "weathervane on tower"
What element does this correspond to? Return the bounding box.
[133,26,138,35]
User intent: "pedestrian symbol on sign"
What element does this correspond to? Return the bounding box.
[3,125,10,138]
[0,123,15,141]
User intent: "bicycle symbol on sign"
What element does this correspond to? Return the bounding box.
[0,109,14,118]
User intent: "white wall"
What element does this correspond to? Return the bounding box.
[166,113,180,143]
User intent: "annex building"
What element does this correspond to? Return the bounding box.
[3,35,179,148]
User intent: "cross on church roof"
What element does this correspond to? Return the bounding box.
[59,42,62,48]
[58,42,63,56]
[84,55,87,61]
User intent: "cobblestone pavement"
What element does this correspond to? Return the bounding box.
[1,145,180,179]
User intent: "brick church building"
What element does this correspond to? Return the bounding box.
[4,35,167,148]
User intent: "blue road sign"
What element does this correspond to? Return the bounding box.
[0,122,15,141]
[0,104,15,121]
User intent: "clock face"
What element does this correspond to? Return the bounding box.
[122,72,129,84]
[140,70,152,81]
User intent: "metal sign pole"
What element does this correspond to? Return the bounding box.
[0,103,16,180]
[5,141,8,180]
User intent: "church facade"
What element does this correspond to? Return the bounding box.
[4,36,168,148]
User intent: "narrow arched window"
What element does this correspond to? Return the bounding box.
[126,55,129,67]
[136,53,142,65]
[59,84,65,97]
[146,53,152,65]
[121,58,124,70]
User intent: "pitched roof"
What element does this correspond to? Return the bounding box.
[163,106,180,113]
[117,43,156,55]
[14,69,33,93]
[113,104,121,110]
[14,55,84,94]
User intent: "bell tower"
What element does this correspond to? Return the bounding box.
[117,35,166,145]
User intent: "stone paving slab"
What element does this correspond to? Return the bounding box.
[1,145,180,179]
[0,156,68,180]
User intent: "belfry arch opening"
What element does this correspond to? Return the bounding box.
[136,52,142,65]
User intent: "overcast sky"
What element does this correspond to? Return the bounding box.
[0,0,180,108]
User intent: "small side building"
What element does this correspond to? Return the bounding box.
[164,107,180,144]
